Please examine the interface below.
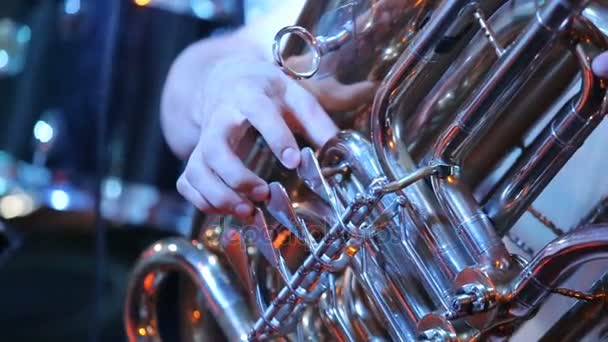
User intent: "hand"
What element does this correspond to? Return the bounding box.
[177,57,366,219]
[592,51,608,78]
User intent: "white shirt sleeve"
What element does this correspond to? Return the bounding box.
[236,0,306,60]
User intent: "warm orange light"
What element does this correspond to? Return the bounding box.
[192,310,201,321]
[134,0,151,6]
[273,230,292,249]
[138,328,147,336]
[345,245,359,257]
[143,273,156,294]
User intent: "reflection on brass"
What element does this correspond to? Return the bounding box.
[125,0,608,341]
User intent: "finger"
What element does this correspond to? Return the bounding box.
[203,136,269,202]
[176,174,218,214]
[592,51,608,78]
[283,80,339,148]
[239,94,301,169]
[184,154,254,218]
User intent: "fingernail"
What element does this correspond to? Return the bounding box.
[252,184,269,201]
[281,147,300,169]
[234,202,253,217]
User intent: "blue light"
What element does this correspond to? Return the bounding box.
[16,26,31,44]
[65,0,81,15]
[0,50,8,69]
[50,190,70,211]
[33,120,54,144]
[191,0,216,19]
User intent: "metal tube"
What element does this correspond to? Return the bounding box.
[432,175,510,266]
[430,0,601,264]
[320,131,435,338]
[483,19,608,235]
[367,0,530,309]
[322,132,468,304]
[124,238,253,342]
[371,0,480,179]
[463,48,577,187]
[343,270,390,341]
[433,0,589,163]
[318,274,359,342]
[508,225,608,320]
[351,247,421,342]
[251,202,360,337]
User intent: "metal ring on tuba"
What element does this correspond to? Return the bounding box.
[125,0,608,341]
[273,26,323,79]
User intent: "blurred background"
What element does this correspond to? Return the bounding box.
[0,0,256,340]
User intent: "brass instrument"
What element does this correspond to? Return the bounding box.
[125,0,608,340]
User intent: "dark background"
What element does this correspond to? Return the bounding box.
[0,1,242,341]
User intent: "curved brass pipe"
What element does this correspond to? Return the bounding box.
[431,0,592,164]
[371,0,603,265]
[429,0,601,278]
[124,238,253,342]
[320,131,435,340]
[371,0,484,180]
[482,17,608,235]
[508,225,608,320]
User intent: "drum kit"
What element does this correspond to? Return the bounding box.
[0,0,250,341]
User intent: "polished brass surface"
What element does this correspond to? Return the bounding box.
[125,0,608,340]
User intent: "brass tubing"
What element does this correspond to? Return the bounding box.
[432,0,589,163]
[508,225,608,320]
[124,238,253,342]
[431,0,597,265]
[483,19,608,235]
[371,0,491,179]
[321,131,434,339]
[322,132,466,307]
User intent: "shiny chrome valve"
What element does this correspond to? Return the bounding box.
[125,0,608,340]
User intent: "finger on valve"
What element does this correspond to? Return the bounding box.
[238,94,302,169]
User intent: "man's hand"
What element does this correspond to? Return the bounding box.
[176,57,338,219]
[160,0,378,219]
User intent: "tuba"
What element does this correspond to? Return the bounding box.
[125,0,608,340]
